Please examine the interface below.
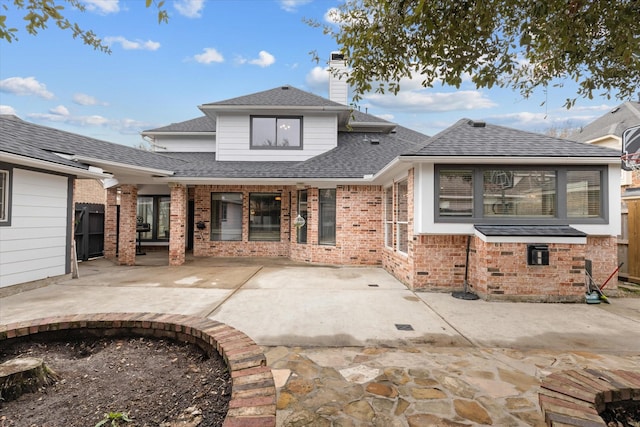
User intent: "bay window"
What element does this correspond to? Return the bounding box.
[436,166,606,223]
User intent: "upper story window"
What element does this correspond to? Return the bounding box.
[0,168,10,225]
[251,116,302,149]
[436,166,607,224]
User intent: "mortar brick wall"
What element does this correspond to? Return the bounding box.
[73,179,106,204]
[193,185,291,258]
[169,184,187,266]
[118,185,137,266]
[469,239,586,302]
[584,236,618,290]
[382,170,416,287]
[104,187,119,261]
[290,185,384,265]
[411,235,469,291]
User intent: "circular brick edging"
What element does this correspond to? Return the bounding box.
[539,368,640,426]
[0,313,276,427]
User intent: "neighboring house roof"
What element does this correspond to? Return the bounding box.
[412,119,621,158]
[142,115,216,134]
[0,115,183,174]
[572,101,640,143]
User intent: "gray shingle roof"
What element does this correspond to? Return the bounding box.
[0,115,184,172]
[202,85,348,108]
[412,119,621,158]
[572,101,640,143]
[142,115,216,134]
[163,125,429,179]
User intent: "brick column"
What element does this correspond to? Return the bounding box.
[169,183,187,266]
[104,187,119,260]
[118,185,137,266]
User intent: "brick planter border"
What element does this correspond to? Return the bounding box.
[539,368,640,427]
[0,313,276,427]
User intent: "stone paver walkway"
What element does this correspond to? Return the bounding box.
[266,345,640,427]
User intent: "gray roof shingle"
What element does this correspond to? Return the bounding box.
[142,116,216,134]
[412,119,621,158]
[1,115,184,172]
[202,85,348,108]
[572,101,640,143]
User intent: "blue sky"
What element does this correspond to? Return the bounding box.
[0,0,621,148]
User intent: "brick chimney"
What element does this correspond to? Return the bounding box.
[329,52,348,105]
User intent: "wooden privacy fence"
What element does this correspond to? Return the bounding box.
[619,199,640,284]
[74,203,105,261]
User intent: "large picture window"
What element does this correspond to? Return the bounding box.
[435,166,606,224]
[137,195,170,241]
[251,116,302,148]
[483,170,556,218]
[319,189,336,245]
[249,193,281,241]
[211,193,242,241]
[0,169,10,225]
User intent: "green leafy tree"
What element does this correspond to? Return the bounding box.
[314,0,640,107]
[0,0,167,53]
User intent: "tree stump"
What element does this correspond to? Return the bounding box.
[0,357,61,401]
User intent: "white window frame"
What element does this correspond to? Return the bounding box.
[396,180,409,254]
[0,168,10,225]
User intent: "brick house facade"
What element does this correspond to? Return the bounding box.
[2,61,624,299]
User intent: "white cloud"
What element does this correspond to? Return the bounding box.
[82,0,120,14]
[486,110,597,133]
[364,90,497,113]
[279,0,312,12]
[0,105,17,115]
[50,105,70,116]
[29,112,110,127]
[73,93,108,106]
[248,51,275,68]
[194,48,224,64]
[305,66,330,92]
[0,77,54,99]
[324,7,342,25]
[174,0,204,18]
[104,36,161,51]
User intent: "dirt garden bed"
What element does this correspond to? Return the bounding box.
[0,336,230,426]
[0,314,276,427]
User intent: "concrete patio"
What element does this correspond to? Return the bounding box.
[1,253,639,426]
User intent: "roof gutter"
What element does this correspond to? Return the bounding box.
[398,155,622,165]
[153,176,373,186]
[1,151,112,179]
[141,131,216,137]
[71,155,175,177]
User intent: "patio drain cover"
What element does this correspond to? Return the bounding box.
[395,324,414,331]
[368,284,379,287]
